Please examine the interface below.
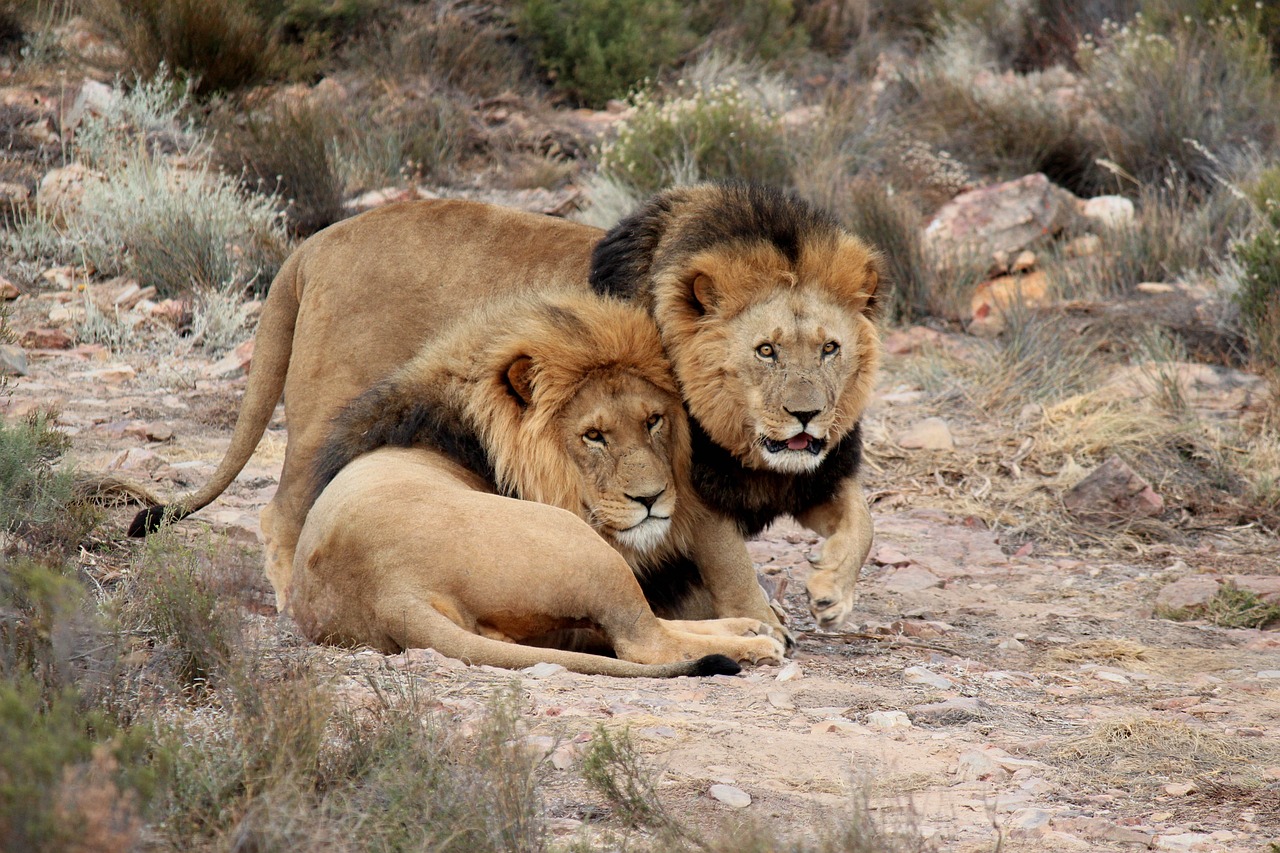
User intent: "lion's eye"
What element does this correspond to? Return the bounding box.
[646,413,662,430]
[756,343,776,360]
[583,428,605,444]
[822,341,840,357]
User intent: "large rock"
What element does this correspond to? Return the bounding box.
[969,269,1053,336]
[925,173,1078,261]
[1155,577,1222,613]
[1064,456,1163,520]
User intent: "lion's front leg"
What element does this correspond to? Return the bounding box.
[685,516,793,649]
[796,474,874,631]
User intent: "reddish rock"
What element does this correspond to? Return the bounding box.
[925,173,1078,260]
[1226,576,1280,604]
[1155,577,1221,613]
[882,326,944,355]
[0,277,19,300]
[969,270,1052,336]
[884,565,944,593]
[205,339,255,378]
[1063,456,1164,520]
[19,327,73,349]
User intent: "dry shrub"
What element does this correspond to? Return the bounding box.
[1047,638,1151,666]
[218,98,345,237]
[1158,582,1280,629]
[1050,718,1280,790]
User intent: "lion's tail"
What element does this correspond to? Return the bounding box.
[391,607,740,678]
[128,252,304,538]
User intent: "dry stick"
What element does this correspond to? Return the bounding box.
[798,630,961,657]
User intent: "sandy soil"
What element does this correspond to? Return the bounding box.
[6,304,1279,852]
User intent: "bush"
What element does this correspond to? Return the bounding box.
[219,99,345,237]
[834,181,932,322]
[329,86,471,191]
[515,0,692,108]
[0,413,93,558]
[597,60,792,194]
[1079,13,1280,196]
[690,0,808,63]
[1231,170,1280,370]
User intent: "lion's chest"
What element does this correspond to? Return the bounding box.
[689,420,863,536]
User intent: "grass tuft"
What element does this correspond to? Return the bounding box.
[1158,582,1280,629]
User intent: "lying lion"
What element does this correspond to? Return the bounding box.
[133,182,881,631]
[289,293,785,675]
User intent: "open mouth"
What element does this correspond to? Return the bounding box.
[763,433,827,456]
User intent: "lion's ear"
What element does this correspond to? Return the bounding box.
[503,356,535,407]
[691,273,718,314]
[855,256,883,317]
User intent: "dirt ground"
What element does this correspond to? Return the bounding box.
[7,302,1280,852]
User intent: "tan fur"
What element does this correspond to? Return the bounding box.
[135,185,881,632]
[288,302,787,675]
[291,293,699,607]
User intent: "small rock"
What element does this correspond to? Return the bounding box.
[1155,577,1222,613]
[0,277,19,300]
[1094,671,1129,685]
[0,181,30,205]
[882,325,944,356]
[872,545,911,567]
[205,339,255,378]
[866,710,912,731]
[78,364,136,384]
[108,447,162,473]
[523,662,566,678]
[0,345,28,376]
[897,417,954,451]
[1063,455,1164,520]
[997,637,1026,651]
[708,784,751,808]
[775,661,802,682]
[910,697,988,725]
[766,690,795,710]
[19,327,73,349]
[811,719,863,735]
[1162,781,1196,796]
[956,749,1007,781]
[1155,832,1215,852]
[884,565,944,593]
[1136,282,1176,295]
[1079,195,1135,228]
[1064,233,1102,257]
[1257,670,1280,680]
[1011,250,1036,273]
[969,270,1053,336]
[36,164,106,226]
[549,743,579,771]
[904,665,954,690]
[62,78,118,132]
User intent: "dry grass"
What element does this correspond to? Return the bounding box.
[1049,718,1280,791]
[1157,582,1280,629]
[1047,638,1152,667]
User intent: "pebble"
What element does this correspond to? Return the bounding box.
[904,665,955,690]
[1163,781,1196,796]
[775,661,802,682]
[884,565,944,593]
[1155,832,1216,852]
[897,417,955,451]
[766,690,795,710]
[708,784,751,808]
[866,710,912,730]
[522,662,566,678]
[0,345,28,376]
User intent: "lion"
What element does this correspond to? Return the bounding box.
[288,293,785,675]
[131,182,881,631]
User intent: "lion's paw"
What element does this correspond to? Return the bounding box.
[805,568,858,631]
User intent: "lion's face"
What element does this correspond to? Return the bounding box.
[651,238,882,473]
[554,371,686,558]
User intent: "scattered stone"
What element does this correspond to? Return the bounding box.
[108,447,162,474]
[1079,194,1135,228]
[866,710,912,731]
[884,565,944,593]
[708,784,751,808]
[1227,575,1280,603]
[811,719,862,735]
[76,364,136,384]
[123,421,174,442]
[1163,781,1197,796]
[1256,671,1280,680]
[998,637,1026,651]
[897,417,954,451]
[1155,832,1216,852]
[925,173,1078,260]
[904,666,954,690]
[766,690,795,710]
[1154,577,1222,613]
[775,661,802,682]
[523,662,566,678]
[62,78,118,132]
[0,277,18,300]
[1011,250,1036,273]
[19,327,73,349]
[872,545,912,567]
[1063,455,1164,520]
[205,339,255,378]
[1094,670,1129,685]
[0,179,29,206]
[910,697,989,725]
[882,325,944,355]
[969,270,1052,335]
[0,345,28,376]
[549,743,579,771]
[36,164,106,225]
[956,748,1007,781]
[1064,233,1102,257]
[1107,362,1267,415]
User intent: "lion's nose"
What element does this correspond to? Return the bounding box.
[627,489,664,510]
[786,408,820,428]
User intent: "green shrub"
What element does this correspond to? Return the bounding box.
[0,414,94,558]
[329,86,471,191]
[691,0,807,62]
[1079,13,1279,195]
[515,0,692,108]
[1231,175,1280,370]
[597,70,792,194]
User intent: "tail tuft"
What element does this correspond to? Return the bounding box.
[691,654,741,677]
[127,505,171,538]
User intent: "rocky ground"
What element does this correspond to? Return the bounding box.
[5,275,1278,851]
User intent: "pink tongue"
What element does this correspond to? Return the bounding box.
[787,434,811,451]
